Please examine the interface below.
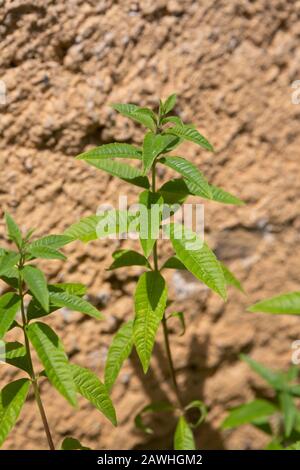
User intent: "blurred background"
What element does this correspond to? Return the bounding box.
[1,0,300,449]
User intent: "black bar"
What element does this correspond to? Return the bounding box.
[0,450,299,467]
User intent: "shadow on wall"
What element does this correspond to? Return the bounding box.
[130,334,225,450]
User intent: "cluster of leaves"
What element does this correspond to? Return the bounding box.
[227,288,300,450]
[0,214,116,449]
[65,94,245,449]
[222,355,300,450]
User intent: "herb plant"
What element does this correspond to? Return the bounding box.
[0,213,116,449]
[222,354,300,449]
[248,292,300,316]
[65,94,245,449]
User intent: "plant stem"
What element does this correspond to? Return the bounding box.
[151,161,184,410]
[18,268,55,450]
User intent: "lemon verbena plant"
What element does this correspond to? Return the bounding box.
[0,213,116,449]
[65,94,245,449]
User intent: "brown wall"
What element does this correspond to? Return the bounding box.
[1,0,300,449]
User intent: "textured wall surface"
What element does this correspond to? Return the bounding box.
[1,0,300,450]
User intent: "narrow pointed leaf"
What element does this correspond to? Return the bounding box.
[134,271,167,373]
[165,124,214,151]
[160,156,212,199]
[70,363,116,425]
[0,293,21,339]
[77,143,142,161]
[248,292,300,315]
[167,223,227,299]
[22,265,49,312]
[222,399,277,429]
[0,379,30,447]
[240,354,285,390]
[49,291,102,319]
[5,213,23,248]
[280,392,297,438]
[28,246,66,261]
[208,184,244,205]
[49,283,87,297]
[174,416,196,450]
[221,263,244,293]
[138,191,163,257]
[107,250,150,271]
[112,103,156,132]
[83,158,149,189]
[64,215,103,242]
[29,235,72,250]
[162,94,177,114]
[27,322,77,406]
[104,320,134,391]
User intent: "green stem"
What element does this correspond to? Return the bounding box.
[151,161,184,410]
[18,268,55,450]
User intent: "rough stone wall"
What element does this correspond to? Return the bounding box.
[1,0,300,449]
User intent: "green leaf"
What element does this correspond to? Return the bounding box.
[27,322,77,406]
[64,215,103,242]
[96,210,139,239]
[135,401,174,434]
[28,246,66,261]
[49,283,87,297]
[0,268,19,290]
[222,399,277,429]
[208,184,244,205]
[161,116,183,126]
[77,143,142,161]
[49,291,102,319]
[160,156,212,199]
[165,124,214,152]
[174,416,196,450]
[0,341,30,373]
[162,94,177,114]
[158,178,189,205]
[104,320,134,391]
[82,158,150,189]
[142,132,177,174]
[0,293,21,339]
[0,379,30,447]
[107,250,151,271]
[0,252,20,276]
[70,363,116,425]
[29,235,72,250]
[112,103,156,132]
[279,392,297,438]
[5,213,23,248]
[240,354,286,390]
[134,271,168,373]
[22,265,49,312]
[248,292,300,315]
[167,223,227,300]
[221,263,244,293]
[138,190,163,257]
[161,255,186,271]
[61,437,90,450]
